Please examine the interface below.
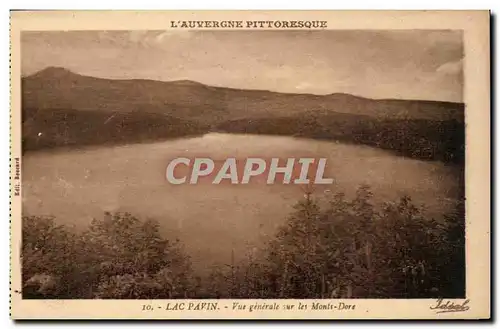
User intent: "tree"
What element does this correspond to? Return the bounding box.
[81,212,195,299]
[235,185,466,299]
[21,212,196,299]
[21,215,79,298]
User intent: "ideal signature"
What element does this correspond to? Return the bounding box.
[430,299,470,314]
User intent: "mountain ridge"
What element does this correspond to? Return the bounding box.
[21,66,465,163]
[24,66,464,108]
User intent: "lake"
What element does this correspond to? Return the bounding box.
[22,133,463,271]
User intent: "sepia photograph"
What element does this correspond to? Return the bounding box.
[9,10,490,320]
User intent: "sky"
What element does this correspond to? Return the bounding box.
[21,30,463,102]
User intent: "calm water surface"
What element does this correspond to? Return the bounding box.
[22,133,462,270]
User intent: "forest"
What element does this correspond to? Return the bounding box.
[215,113,464,164]
[20,185,465,299]
[22,107,464,165]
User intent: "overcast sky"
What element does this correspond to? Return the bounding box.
[21,30,463,102]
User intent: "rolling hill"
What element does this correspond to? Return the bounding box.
[21,67,465,163]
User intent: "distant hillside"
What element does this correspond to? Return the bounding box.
[22,108,208,152]
[216,112,464,164]
[21,67,465,163]
[23,67,464,122]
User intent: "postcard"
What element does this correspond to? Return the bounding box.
[9,10,490,320]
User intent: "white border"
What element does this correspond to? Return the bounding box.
[3,2,496,328]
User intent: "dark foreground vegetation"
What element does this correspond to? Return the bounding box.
[21,186,465,299]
